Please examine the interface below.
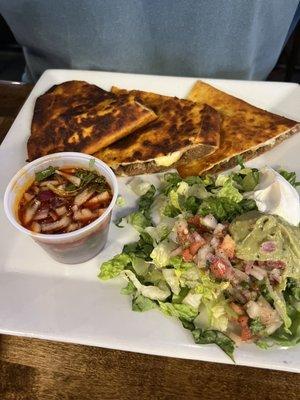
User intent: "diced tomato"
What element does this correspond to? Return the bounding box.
[209,256,233,280]
[189,241,205,256]
[182,248,193,262]
[238,316,252,341]
[219,234,235,259]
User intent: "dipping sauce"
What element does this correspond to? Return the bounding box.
[18,165,113,234]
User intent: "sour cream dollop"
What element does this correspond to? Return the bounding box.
[247,167,300,226]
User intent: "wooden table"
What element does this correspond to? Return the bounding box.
[0,82,299,400]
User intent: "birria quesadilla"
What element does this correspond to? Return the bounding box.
[95,87,221,175]
[27,81,157,160]
[177,81,299,177]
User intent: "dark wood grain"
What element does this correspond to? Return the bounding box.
[1,335,300,400]
[0,81,300,400]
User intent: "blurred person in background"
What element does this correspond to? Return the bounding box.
[0,0,299,82]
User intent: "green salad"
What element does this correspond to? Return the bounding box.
[98,162,300,360]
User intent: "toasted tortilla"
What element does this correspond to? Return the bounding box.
[177,81,300,177]
[94,87,221,175]
[27,81,157,160]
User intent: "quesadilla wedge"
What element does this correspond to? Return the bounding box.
[94,87,221,175]
[27,81,157,161]
[177,81,300,177]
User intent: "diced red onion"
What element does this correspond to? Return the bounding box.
[249,265,267,281]
[232,268,249,283]
[269,268,282,284]
[40,180,59,186]
[245,297,282,334]
[245,300,261,319]
[98,208,106,216]
[51,197,66,208]
[210,236,220,249]
[84,191,111,206]
[244,261,254,274]
[197,245,212,266]
[260,241,276,253]
[56,170,81,186]
[23,199,41,224]
[201,214,218,230]
[41,216,70,232]
[55,206,67,216]
[31,221,41,233]
[24,192,34,203]
[74,188,95,206]
[38,190,55,202]
[66,222,81,232]
[33,209,49,220]
[73,208,95,221]
[213,223,225,237]
[49,211,58,221]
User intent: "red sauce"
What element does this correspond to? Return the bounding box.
[18,166,112,234]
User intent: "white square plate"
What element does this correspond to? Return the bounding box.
[1,70,300,372]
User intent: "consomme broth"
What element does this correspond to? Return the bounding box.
[18,166,112,234]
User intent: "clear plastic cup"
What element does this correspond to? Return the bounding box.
[4,152,118,264]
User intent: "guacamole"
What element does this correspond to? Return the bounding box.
[229,211,300,281]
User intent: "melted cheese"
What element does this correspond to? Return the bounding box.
[154,151,182,167]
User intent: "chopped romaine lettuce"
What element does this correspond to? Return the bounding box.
[159,301,198,322]
[198,195,257,222]
[131,256,149,276]
[123,234,153,261]
[184,196,201,214]
[124,270,170,301]
[270,304,300,346]
[217,180,243,203]
[279,169,300,188]
[169,189,182,211]
[127,211,151,232]
[192,329,235,361]
[121,281,136,295]
[172,287,190,304]
[266,278,291,329]
[163,203,181,218]
[129,177,153,196]
[99,254,132,280]
[182,291,202,309]
[169,256,195,272]
[145,221,173,244]
[150,240,177,268]
[194,271,230,301]
[138,185,156,214]
[161,173,182,195]
[162,268,180,295]
[241,170,260,191]
[198,197,243,222]
[204,298,230,332]
[116,195,126,207]
[132,294,157,312]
